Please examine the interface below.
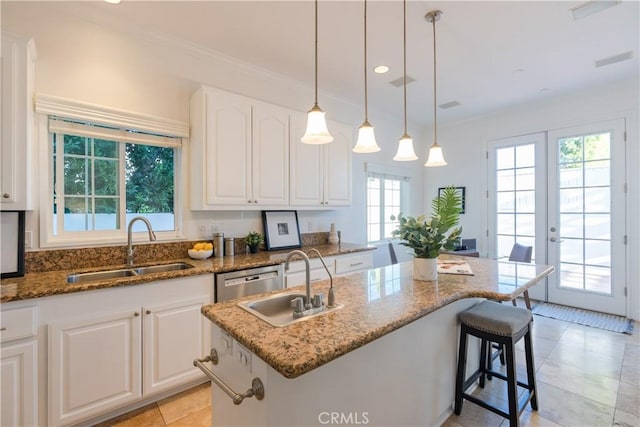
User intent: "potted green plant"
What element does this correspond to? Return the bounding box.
[391,186,463,281]
[245,231,264,254]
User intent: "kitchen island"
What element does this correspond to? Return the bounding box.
[199,256,554,426]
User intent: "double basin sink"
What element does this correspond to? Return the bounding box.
[238,291,343,327]
[66,262,194,284]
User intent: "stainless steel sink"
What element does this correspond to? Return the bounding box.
[66,262,194,284]
[66,269,138,284]
[133,262,193,275]
[237,291,343,327]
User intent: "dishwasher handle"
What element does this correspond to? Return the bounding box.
[193,349,265,405]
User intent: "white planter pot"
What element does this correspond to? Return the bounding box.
[413,257,438,281]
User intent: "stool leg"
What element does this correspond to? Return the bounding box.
[479,338,488,388]
[455,326,468,415]
[505,339,520,427]
[524,327,538,411]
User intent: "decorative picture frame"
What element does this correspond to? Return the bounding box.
[438,186,466,214]
[262,210,302,251]
[1,211,25,278]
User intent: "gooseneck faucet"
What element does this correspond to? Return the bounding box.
[127,217,157,266]
[284,250,313,310]
[306,248,335,308]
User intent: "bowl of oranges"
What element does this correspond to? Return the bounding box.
[188,242,213,259]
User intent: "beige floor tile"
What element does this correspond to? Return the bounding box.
[561,325,627,360]
[621,344,640,387]
[530,316,570,342]
[534,382,615,427]
[165,405,211,427]
[615,379,640,417]
[93,403,166,427]
[537,358,619,407]
[448,397,505,427]
[157,383,211,424]
[545,340,623,380]
[613,408,640,427]
[513,409,563,427]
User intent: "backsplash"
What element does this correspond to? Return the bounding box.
[25,232,330,273]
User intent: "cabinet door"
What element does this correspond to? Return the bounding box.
[204,88,252,206]
[48,310,142,426]
[1,35,36,210]
[142,296,210,396]
[251,102,290,206]
[1,340,37,427]
[289,112,324,206]
[324,121,352,206]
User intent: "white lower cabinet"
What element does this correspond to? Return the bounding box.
[1,340,37,427]
[44,275,212,426]
[48,310,142,426]
[0,305,38,426]
[285,252,373,288]
[143,297,210,395]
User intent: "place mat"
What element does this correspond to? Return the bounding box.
[438,259,474,275]
[532,302,634,334]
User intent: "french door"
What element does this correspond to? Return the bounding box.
[488,119,627,316]
[547,120,626,315]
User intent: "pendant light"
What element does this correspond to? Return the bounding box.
[353,0,380,153]
[424,10,447,167]
[301,0,333,145]
[393,0,418,161]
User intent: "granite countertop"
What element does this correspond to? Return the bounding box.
[201,255,555,379]
[0,243,374,303]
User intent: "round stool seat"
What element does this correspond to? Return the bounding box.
[459,300,532,337]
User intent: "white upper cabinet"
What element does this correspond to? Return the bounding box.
[290,113,352,207]
[190,86,289,210]
[1,35,36,211]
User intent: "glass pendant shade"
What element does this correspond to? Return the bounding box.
[393,134,418,161]
[301,104,333,145]
[425,143,447,167]
[353,121,380,153]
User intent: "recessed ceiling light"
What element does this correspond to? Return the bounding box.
[570,0,620,20]
[374,65,389,74]
[104,0,121,4]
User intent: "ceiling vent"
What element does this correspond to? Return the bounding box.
[570,0,620,20]
[595,51,633,68]
[389,75,416,87]
[439,101,461,109]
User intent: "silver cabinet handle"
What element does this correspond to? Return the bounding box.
[550,237,557,242]
[350,262,363,267]
[193,349,265,405]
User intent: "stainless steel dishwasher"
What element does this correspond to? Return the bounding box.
[215,264,284,302]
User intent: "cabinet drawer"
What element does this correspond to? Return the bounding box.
[286,267,334,288]
[334,254,373,275]
[0,306,37,343]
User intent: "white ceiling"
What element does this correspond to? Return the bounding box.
[7,1,640,126]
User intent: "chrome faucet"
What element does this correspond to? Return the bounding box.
[284,250,312,310]
[306,248,335,308]
[127,217,156,266]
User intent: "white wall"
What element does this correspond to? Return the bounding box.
[422,77,640,319]
[2,2,426,250]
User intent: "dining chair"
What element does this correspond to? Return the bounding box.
[388,242,398,265]
[508,243,533,310]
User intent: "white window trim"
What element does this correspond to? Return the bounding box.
[365,163,411,244]
[35,95,188,248]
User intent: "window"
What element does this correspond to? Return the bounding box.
[48,117,181,243]
[366,170,409,243]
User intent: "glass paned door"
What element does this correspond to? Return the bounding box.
[547,119,626,315]
[488,133,547,301]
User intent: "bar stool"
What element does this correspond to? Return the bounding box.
[455,300,538,427]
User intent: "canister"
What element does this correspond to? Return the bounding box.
[213,232,224,258]
[224,237,235,257]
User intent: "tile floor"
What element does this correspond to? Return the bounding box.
[100,315,638,427]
